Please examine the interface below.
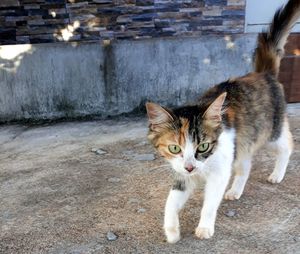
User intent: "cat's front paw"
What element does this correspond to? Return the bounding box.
[267,173,284,184]
[195,226,214,239]
[224,189,242,200]
[165,227,180,243]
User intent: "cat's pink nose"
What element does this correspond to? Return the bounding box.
[184,164,195,172]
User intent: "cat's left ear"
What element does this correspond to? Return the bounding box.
[146,102,174,131]
[203,92,227,127]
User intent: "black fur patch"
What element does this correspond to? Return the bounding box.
[172,179,186,191]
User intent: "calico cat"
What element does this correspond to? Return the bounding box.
[146,0,299,243]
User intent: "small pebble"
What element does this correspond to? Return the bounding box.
[134,154,155,161]
[108,177,121,183]
[106,231,118,241]
[91,148,107,154]
[95,149,107,155]
[225,209,237,217]
[137,208,146,213]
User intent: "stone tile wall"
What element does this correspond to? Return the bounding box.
[0,0,245,45]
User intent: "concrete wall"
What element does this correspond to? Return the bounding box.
[0,34,257,122]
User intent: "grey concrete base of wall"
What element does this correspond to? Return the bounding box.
[0,34,257,122]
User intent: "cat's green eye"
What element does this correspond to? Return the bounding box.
[168,145,181,154]
[197,143,210,153]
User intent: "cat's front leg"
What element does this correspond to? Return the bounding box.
[195,167,231,239]
[164,179,193,243]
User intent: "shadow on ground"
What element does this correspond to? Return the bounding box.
[0,116,299,254]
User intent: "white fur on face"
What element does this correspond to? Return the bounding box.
[169,136,203,176]
[168,129,236,178]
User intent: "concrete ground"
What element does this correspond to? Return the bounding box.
[0,114,299,254]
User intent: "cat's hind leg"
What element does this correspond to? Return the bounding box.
[224,153,252,200]
[267,118,293,184]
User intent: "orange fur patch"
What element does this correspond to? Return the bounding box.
[226,107,235,124]
[156,118,190,159]
[179,118,189,146]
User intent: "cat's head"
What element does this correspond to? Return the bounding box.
[146,93,227,176]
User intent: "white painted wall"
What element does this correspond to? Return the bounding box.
[245,0,300,32]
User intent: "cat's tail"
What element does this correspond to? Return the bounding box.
[254,0,300,76]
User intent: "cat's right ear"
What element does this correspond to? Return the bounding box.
[145,102,174,131]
